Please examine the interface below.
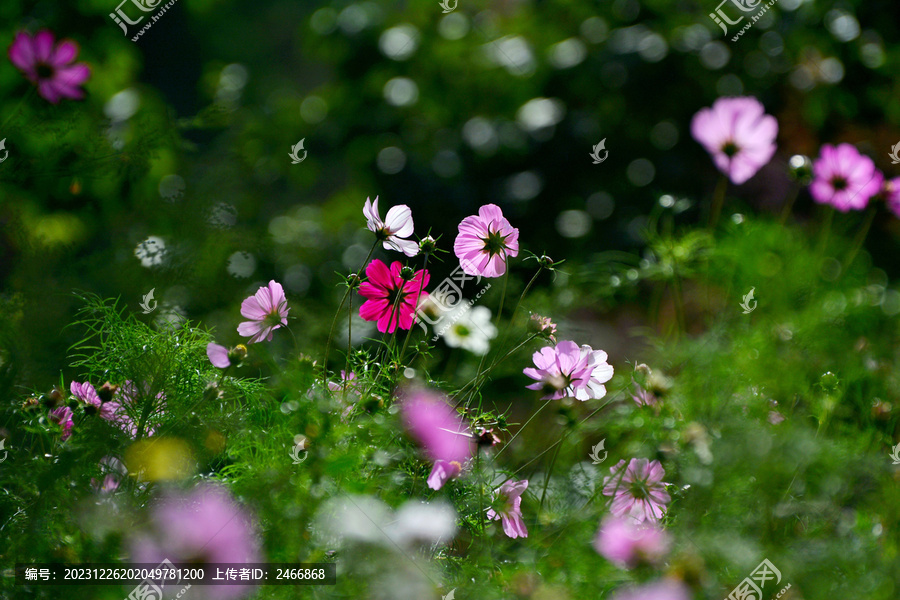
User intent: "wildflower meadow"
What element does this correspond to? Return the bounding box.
[1,1,899,600]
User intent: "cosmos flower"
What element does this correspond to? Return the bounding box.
[50,406,73,440]
[114,381,166,438]
[523,340,614,401]
[358,260,429,333]
[454,204,519,278]
[610,579,692,600]
[427,459,463,491]
[364,196,419,257]
[593,514,671,567]
[326,370,358,393]
[439,305,497,356]
[809,143,883,212]
[129,484,261,600]
[91,456,127,494]
[690,96,778,185]
[8,30,91,104]
[528,314,557,343]
[487,479,529,539]
[602,458,671,523]
[206,343,247,368]
[877,177,900,218]
[399,387,474,465]
[237,280,290,343]
[632,386,659,407]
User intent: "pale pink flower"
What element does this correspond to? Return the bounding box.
[454,204,519,277]
[528,314,557,343]
[206,343,247,368]
[327,370,358,393]
[690,96,778,185]
[610,579,692,600]
[237,280,290,343]
[364,196,419,256]
[593,514,670,567]
[632,386,658,407]
[427,459,463,491]
[523,340,614,401]
[358,260,429,333]
[399,387,474,464]
[8,30,91,104]
[809,143,883,211]
[603,458,670,523]
[91,456,127,494]
[487,479,528,539]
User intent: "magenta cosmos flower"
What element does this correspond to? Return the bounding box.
[50,406,73,440]
[454,204,520,277]
[690,96,778,185]
[8,30,91,104]
[237,280,290,343]
[130,484,261,600]
[399,387,474,465]
[603,459,671,523]
[487,479,529,539]
[364,196,419,257]
[593,514,670,568]
[523,340,614,401]
[610,579,692,600]
[809,144,883,212]
[358,259,429,333]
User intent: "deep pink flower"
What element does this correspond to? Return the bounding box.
[8,30,91,104]
[364,196,419,257]
[523,340,614,401]
[71,380,121,423]
[358,260,429,333]
[593,514,670,567]
[487,479,528,539]
[603,459,670,523]
[454,204,519,277]
[427,459,463,491]
[809,144,883,212]
[690,96,778,185]
[237,280,290,343]
[399,387,474,465]
[878,177,900,218]
[130,483,261,600]
[50,406,73,440]
[610,579,692,600]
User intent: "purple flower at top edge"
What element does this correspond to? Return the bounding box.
[8,30,91,104]
[610,578,692,600]
[809,143,883,212]
[690,96,778,185]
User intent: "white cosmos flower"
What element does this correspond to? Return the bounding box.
[441,305,497,356]
[364,196,419,256]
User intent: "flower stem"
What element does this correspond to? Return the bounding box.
[399,251,430,363]
[816,207,834,256]
[708,174,728,229]
[842,206,876,271]
[779,184,800,225]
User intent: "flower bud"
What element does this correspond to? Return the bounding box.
[788,154,812,184]
[633,363,652,387]
[97,382,119,404]
[400,266,415,281]
[538,255,554,269]
[419,236,437,254]
[228,344,248,364]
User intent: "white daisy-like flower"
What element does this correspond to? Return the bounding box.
[441,305,497,355]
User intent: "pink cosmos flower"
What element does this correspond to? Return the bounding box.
[364,196,419,257]
[809,144,883,212]
[523,340,614,401]
[8,30,91,104]
[878,177,900,218]
[593,514,671,567]
[237,280,290,343]
[327,370,358,393]
[529,314,557,343]
[603,459,671,523]
[632,386,658,407]
[50,406,73,440]
[358,260,429,333]
[399,387,474,465]
[454,204,520,277]
[487,479,528,539]
[130,483,261,600]
[91,456,127,494]
[610,579,692,600]
[427,459,463,491]
[206,343,247,368]
[690,96,778,185]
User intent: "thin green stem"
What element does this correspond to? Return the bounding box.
[323,241,378,376]
[399,252,430,363]
[708,174,728,229]
[1,88,34,131]
[540,442,563,509]
[779,184,801,225]
[454,333,540,408]
[842,206,876,271]
[816,207,834,256]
